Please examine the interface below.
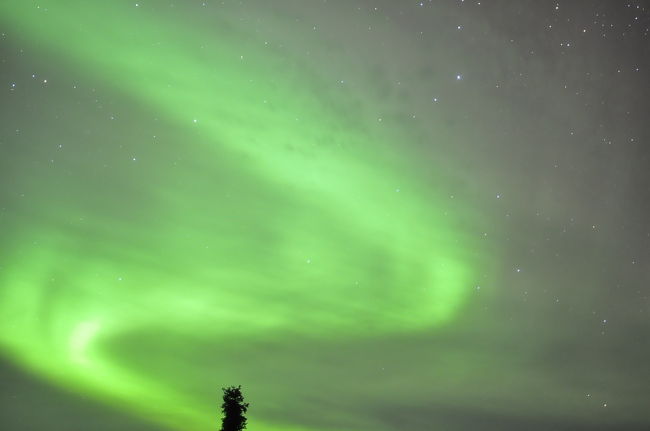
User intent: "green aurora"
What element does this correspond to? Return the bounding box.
[1,2,485,430]
[1,1,649,431]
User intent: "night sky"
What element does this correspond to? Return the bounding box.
[1,1,649,430]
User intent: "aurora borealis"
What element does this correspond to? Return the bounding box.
[1,1,649,430]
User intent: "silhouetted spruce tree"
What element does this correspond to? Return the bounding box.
[219,385,249,431]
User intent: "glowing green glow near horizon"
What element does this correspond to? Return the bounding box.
[0,2,486,430]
